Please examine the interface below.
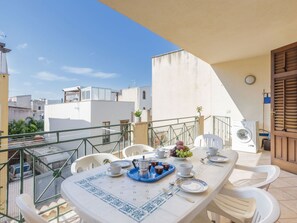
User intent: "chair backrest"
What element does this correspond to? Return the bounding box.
[234,164,280,190]
[194,134,223,149]
[222,187,280,223]
[122,144,154,158]
[16,194,48,223]
[71,153,120,174]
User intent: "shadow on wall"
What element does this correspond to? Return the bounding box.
[211,54,271,131]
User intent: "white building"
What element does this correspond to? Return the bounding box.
[45,86,135,153]
[31,99,46,121]
[118,86,152,121]
[8,95,32,122]
[152,50,270,147]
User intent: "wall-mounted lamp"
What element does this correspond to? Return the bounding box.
[244,74,256,85]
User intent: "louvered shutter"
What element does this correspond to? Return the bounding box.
[271,42,297,174]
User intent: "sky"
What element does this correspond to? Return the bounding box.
[0,0,178,100]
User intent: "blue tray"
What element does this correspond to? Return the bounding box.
[127,162,175,182]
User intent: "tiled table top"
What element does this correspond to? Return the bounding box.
[62,149,238,223]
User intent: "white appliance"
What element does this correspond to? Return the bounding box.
[232,120,259,153]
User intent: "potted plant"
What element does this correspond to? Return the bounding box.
[196,106,203,117]
[134,109,142,123]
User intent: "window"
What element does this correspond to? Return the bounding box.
[102,121,110,144]
[120,120,129,141]
[142,91,146,100]
[38,106,41,110]
[81,90,91,100]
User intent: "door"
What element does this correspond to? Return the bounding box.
[271,42,297,174]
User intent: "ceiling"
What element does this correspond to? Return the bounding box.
[99,0,297,64]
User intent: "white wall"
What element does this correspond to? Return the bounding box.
[152,50,270,131]
[90,101,134,126]
[8,95,31,109]
[8,107,32,122]
[138,86,152,111]
[44,101,92,131]
[118,86,152,111]
[118,88,139,110]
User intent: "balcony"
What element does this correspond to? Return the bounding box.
[0,116,201,222]
[0,115,296,222]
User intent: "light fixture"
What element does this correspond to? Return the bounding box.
[244,74,256,85]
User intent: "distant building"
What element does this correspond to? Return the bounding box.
[45,86,135,153]
[8,95,61,122]
[118,86,152,121]
[8,95,32,122]
[31,98,46,121]
[63,86,117,103]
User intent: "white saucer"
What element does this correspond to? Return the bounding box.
[112,160,132,168]
[177,178,208,193]
[208,155,229,163]
[106,169,125,177]
[177,171,194,178]
[154,154,167,159]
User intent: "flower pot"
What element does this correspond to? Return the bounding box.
[135,117,141,123]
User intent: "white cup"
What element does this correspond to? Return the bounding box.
[108,162,121,175]
[156,149,166,158]
[207,147,218,156]
[179,163,193,176]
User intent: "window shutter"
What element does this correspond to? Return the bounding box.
[285,77,297,132]
[274,79,285,131]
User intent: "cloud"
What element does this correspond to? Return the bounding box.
[23,82,32,86]
[38,56,51,64]
[62,66,117,79]
[9,68,20,75]
[62,66,93,74]
[17,43,28,49]
[34,71,76,81]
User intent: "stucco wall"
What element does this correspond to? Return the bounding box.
[8,107,32,122]
[90,101,134,126]
[152,50,270,131]
[138,86,152,111]
[118,88,139,110]
[44,101,92,131]
[118,86,152,111]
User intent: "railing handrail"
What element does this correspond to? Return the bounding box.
[148,116,197,125]
[0,123,131,139]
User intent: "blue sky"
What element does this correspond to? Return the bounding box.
[0,0,178,99]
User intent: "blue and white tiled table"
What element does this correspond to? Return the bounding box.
[61,148,238,223]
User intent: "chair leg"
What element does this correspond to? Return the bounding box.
[209,211,220,223]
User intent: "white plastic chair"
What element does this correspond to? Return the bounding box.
[207,186,280,223]
[209,165,280,223]
[16,193,48,223]
[229,164,281,190]
[122,144,155,158]
[194,134,223,149]
[71,153,120,174]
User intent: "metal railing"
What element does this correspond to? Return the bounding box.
[0,123,132,222]
[204,115,231,147]
[148,116,199,148]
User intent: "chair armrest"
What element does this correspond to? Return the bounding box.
[234,164,280,189]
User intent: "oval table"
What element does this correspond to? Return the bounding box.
[61,148,238,223]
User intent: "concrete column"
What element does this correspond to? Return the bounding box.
[0,74,8,213]
[133,122,148,145]
[0,43,10,213]
[198,115,204,135]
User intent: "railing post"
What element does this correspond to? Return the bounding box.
[133,122,149,145]
[198,116,204,135]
